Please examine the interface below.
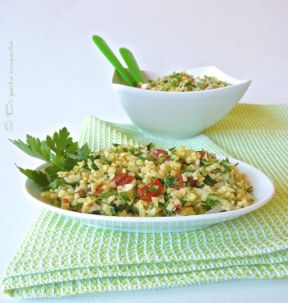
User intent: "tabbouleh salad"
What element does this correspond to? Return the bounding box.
[11,128,253,217]
[138,72,230,92]
[40,144,254,217]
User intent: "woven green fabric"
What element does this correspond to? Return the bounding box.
[2,104,288,298]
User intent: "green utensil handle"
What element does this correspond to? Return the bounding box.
[119,47,144,84]
[92,35,135,86]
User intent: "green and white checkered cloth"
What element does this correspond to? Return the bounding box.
[2,104,288,298]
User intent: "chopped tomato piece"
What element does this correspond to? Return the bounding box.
[151,149,169,160]
[151,149,170,161]
[114,173,134,186]
[62,197,70,204]
[151,149,168,158]
[137,178,164,202]
[174,202,182,212]
[62,198,70,209]
[174,173,185,189]
[188,177,197,187]
[94,184,104,196]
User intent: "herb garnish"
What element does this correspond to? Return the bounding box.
[11,128,91,189]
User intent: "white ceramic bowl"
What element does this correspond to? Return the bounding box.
[25,157,274,233]
[112,66,251,138]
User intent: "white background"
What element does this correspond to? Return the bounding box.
[1,0,288,302]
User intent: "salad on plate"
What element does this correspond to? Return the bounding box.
[11,128,254,217]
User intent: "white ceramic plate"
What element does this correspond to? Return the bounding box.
[24,156,274,233]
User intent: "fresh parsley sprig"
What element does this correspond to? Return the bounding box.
[16,166,50,189]
[10,127,91,189]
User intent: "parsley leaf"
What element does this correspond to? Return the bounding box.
[201,194,222,210]
[44,165,60,178]
[10,136,51,161]
[164,175,177,188]
[49,178,64,189]
[204,175,217,186]
[17,166,50,189]
[146,143,155,150]
[119,192,130,201]
[100,191,115,199]
[77,143,91,160]
[220,158,231,173]
[149,185,158,193]
[11,127,92,187]
[46,127,78,155]
[50,154,78,171]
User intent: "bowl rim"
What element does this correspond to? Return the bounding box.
[24,156,274,224]
[111,65,251,95]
